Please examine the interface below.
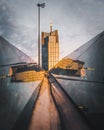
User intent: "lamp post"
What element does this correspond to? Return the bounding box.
[37,3,45,67]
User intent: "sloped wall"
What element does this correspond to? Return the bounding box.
[55,31,104,113]
[0,36,40,130]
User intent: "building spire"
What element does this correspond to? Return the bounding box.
[50,22,53,33]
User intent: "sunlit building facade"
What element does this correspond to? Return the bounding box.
[42,27,59,70]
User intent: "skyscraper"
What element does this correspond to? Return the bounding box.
[41,25,59,70]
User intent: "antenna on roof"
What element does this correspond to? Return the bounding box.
[50,22,53,33]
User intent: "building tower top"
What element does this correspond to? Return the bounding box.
[50,22,53,33]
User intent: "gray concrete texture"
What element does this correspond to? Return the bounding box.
[0,37,40,130]
[53,31,104,129]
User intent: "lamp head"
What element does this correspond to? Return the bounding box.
[37,3,45,8]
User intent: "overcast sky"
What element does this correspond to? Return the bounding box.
[0,0,104,62]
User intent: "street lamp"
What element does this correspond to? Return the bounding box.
[37,3,45,67]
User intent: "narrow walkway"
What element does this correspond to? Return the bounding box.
[28,78,61,130]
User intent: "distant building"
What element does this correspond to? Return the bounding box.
[41,25,59,70]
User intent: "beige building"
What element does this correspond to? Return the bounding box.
[42,26,59,70]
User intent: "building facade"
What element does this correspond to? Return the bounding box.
[42,27,59,70]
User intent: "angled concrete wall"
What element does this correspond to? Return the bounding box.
[0,36,40,130]
[55,31,104,112]
[55,31,104,129]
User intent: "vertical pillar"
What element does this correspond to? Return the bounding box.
[38,6,40,67]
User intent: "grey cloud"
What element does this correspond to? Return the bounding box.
[0,0,104,60]
[0,0,38,60]
[0,1,14,37]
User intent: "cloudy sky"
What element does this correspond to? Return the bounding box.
[0,0,104,62]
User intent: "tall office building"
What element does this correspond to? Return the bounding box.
[41,25,59,70]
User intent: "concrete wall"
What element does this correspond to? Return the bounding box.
[0,36,40,130]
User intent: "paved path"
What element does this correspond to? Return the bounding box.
[12,75,92,130]
[28,78,61,130]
